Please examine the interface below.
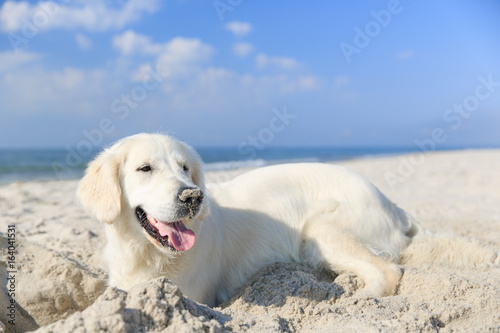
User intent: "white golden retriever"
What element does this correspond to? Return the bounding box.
[77,133,499,306]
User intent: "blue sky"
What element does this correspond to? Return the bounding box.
[0,0,499,148]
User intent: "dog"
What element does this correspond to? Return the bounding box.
[77,133,499,306]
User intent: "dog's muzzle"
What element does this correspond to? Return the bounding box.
[134,187,203,251]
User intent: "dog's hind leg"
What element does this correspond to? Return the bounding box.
[300,214,402,298]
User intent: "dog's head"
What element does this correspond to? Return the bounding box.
[77,133,208,252]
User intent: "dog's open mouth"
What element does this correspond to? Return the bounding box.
[135,207,195,251]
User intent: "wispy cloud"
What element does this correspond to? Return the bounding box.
[332,76,357,101]
[256,53,300,71]
[233,42,254,57]
[75,33,93,51]
[333,76,351,88]
[225,21,252,37]
[0,50,39,72]
[113,30,163,55]
[0,0,160,32]
[1,26,321,147]
[0,66,109,116]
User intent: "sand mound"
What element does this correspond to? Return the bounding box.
[0,236,106,328]
[22,261,500,332]
[0,266,38,332]
[34,277,223,333]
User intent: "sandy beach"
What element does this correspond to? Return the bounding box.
[1,149,499,332]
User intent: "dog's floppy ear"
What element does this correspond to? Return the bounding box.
[77,150,122,224]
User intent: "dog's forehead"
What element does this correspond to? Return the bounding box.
[121,135,188,165]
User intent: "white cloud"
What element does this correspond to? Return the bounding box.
[157,37,213,67]
[0,66,109,116]
[113,30,213,79]
[0,32,322,148]
[255,53,300,71]
[52,67,86,90]
[296,75,320,91]
[0,0,160,32]
[113,30,162,55]
[225,21,252,37]
[113,30,213,61]
[0,50,39,72]
[259,74,320,94]
[157,67,321,117]
[75,33,93,50]
[0,1,30,32]
[233,42,254,57]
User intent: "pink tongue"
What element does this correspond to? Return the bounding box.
[157,221,196,251]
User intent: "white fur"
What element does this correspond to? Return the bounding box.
[77,133,499,306]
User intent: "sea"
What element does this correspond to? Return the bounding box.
[0,145,491,185]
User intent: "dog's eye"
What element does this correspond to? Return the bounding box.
[137,165,152,172]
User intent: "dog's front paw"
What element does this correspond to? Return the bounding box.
[356,263,402,299]
[354,288,380,299]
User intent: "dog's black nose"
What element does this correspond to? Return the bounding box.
[177,186,204,208]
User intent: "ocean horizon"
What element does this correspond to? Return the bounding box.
[0,145,497,184]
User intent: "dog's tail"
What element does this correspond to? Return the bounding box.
[399,213,500,269]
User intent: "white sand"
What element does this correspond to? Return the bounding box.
[1,150,499,332]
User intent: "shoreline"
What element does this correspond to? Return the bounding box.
[1,147,499,185]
